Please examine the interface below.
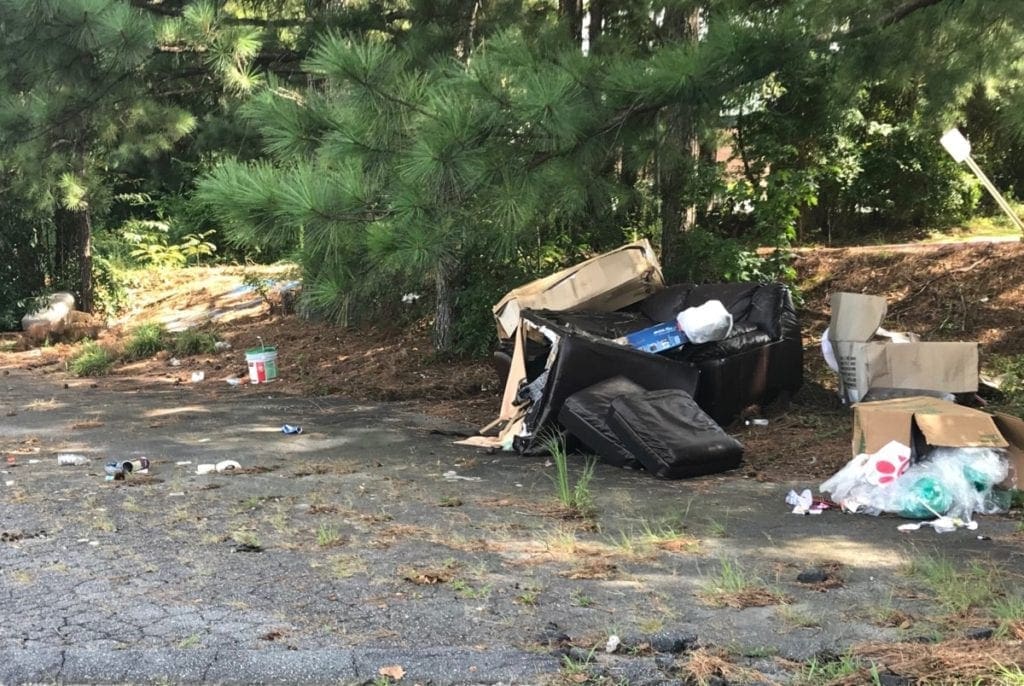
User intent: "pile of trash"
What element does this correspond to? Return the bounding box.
[459,240,803,480]
[794,396,1024,532]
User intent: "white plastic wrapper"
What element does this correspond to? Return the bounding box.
[676,300,733,344]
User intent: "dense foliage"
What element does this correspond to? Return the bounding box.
[4,1,1024,353]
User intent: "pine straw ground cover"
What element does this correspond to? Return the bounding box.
[837,639,1024,685]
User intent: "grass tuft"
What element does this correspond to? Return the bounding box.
[545,434,597,517]
[173,328,218,356]
[123,322,167,360]
[69,341,114,376]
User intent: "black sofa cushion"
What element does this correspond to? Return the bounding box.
[606,389,744,479]
[559,376,645,469]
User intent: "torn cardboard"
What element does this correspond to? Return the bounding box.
[492,239,664,339]
[852,396,1024,489]
[993,413,1024,489]
[828,292,978,403]
[852,396,1007,457]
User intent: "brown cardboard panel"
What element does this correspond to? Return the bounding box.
[828,292,978,402]
[852,396,1007,456]
[829,292,887,341]
[993,413,1024,489]
[492,240,664,339]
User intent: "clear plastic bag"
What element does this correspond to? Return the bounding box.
[821,446,1008,520]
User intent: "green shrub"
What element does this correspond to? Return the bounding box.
[173,328,218,356]
[123,322,167,360]
[70,341,114,376]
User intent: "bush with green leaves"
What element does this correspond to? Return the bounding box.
[123,323,168,360]
[69,341,115,377]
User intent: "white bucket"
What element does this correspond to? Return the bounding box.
[245,346,278,384]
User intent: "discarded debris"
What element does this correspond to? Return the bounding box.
[214,341,231,352]
[281,424,302,435]
[197,460,241,475]
[605,635,621,653]
[191,371,205,383]
[442,470,481,482]
[785,489,828,515]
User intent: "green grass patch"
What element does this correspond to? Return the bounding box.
[907,554,1004,615]
[69,341,114,376]
[700,559,789,608]
[123,322,167,360]
[173,328,218,356]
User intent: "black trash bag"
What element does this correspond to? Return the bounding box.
[558,376,645,469]
[606,389,744,479]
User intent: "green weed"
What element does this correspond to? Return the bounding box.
[173,328,218,356]
[794,652,864,685]
[545,434,597,516]
[316,525,343,548]
[570,589,593,607]
[123,322,167,360]
[69,341,114,376]
[907,554,1003,615]
[700,559,788,608]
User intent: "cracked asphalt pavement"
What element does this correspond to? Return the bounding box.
[1,368,1022,685]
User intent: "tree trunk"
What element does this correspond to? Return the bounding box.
[559,0,583,43]
[77,207,94,313]
[588,0,604,53]
[433,257,456,354]
[657,3,701,273]
[55,206,94,313]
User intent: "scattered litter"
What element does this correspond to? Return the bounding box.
[977,535,992,541]
[214,341,231,352]
[169,357,181,367]
[27,459,39,464]
[745,418,769,427]
[606,635,621,653]
[225,377,242,386]
[281,424,303,435]
[168,492,185,497]
[5,455,14,465]
[442,470,481,482]
[76,538,89,543]
[196,464,216,475]
[401,293,421,304]
[785,489,828,515]
[898,517,978,534]
[57,453,90,466]
[191,371,205,383]
[89,541,99,546]
[175,460,193,466]
[216,460,241,472]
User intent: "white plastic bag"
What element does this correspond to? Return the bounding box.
[676,300,733,344]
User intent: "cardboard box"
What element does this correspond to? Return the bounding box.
[828,292,978,403]
[616,322,686,353]
[492,240,664,339]
[851,396,1024,489]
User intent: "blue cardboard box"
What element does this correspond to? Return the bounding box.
[618,321,687,353]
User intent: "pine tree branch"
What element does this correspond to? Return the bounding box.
[843,0,949,40]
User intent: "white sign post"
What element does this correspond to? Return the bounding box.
[941,127,1024,234]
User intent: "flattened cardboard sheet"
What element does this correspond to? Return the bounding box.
[493,240,664,339]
